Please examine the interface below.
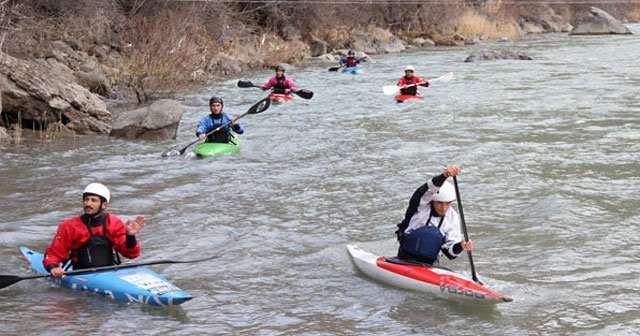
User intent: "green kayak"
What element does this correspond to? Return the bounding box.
[193,135,240,158]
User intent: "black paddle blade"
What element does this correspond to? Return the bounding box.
[295,89,313,100]
[237,80,258,88]
[0,275,26,290]
[248,97,271,114]
[328,67,340,72]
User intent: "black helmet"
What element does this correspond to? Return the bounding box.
[209,96,224,106]
[275,64,286,72]
[348,50,355,56]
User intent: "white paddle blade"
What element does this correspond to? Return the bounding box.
[382,85,400,95]
[431,72,454,83]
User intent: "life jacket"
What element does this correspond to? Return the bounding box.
[272,76,289,94]
[398,213,445,264]
[74,213,117,269]
[400,76,419,95]
[345,57,358,67]
[206,114,231,143]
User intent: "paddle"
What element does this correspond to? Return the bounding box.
[162,97,271,157]
[382,72,454,95]
[236,80,314,99]
[452,175,483,285]
[0,254,219,290]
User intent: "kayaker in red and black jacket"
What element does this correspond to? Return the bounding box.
[339,50,367,68]
[396,65,429,96]
[43,183,144,278]
[395,165,473,265]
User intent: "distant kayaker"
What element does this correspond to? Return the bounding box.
[397,65,429,96]
[196,96,244,143]
[259,64,297,95]
[339,50,366,68]
[395,164,473,265]
[43,183,145,278]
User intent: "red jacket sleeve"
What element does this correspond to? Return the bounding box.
[416,76,430,87]
[43,220,75,270]
[397,77,407,86]
[106,214,140,260]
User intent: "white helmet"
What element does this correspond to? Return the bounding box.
[405,65,415,72]
[432,181,456,203]
[83,183,110,202]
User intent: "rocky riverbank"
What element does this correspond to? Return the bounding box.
[0,2,636,142]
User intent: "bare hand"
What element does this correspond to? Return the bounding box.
[284,88,291,94]
[259,85,266,90]
[443,164,461,178]
[231,118,237,125]
[461,239,473,251]
[51,267,65,278]
[198,134,206,140]
[126,215,145,235]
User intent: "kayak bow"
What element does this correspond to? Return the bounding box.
[193,134,240,158]
[395,94,424,103]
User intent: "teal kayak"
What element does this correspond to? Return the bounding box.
[19,247,192,306]
[342,66,363,74]
[193,134,240,158]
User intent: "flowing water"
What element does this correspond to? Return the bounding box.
[1,25,639,335]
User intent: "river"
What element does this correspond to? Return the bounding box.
[1,25,639,335]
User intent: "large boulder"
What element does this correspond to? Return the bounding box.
[109,99,184,140]
[519,5,573,33]
[352,27,406,54]
[570,7,632,35]
[464,50,532,62]
[0,52,111,134]
[309,39,328,57]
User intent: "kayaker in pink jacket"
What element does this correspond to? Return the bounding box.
[259,64,297,95]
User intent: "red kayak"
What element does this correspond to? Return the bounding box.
[268,93,293,102]
[347,245,512,304]
[395,94,423,103]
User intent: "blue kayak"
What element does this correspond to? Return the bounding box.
[20,247,192,306]
[342,66,363,74]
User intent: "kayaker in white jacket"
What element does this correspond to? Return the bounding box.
[395,164,473,265]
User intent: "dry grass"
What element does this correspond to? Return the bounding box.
[311,27,354,51]
[116,6,217,102]
[455,9,522,40]
[625,7,640,22]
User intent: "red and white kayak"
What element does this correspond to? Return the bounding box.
[395,94,423,103]
[268,93,293,102]
[347,245,512,304]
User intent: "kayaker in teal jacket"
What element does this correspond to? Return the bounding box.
[395,164,473,265]
[43,183,145,278]
[196,96,244,143]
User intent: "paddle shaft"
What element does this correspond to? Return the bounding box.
[383,72,453,95]
[452,176,482,285]
[237,80,313,99]
[0,255,218,290]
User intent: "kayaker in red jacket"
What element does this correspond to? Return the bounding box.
[43,183,145,278]
[397,65,429,96]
